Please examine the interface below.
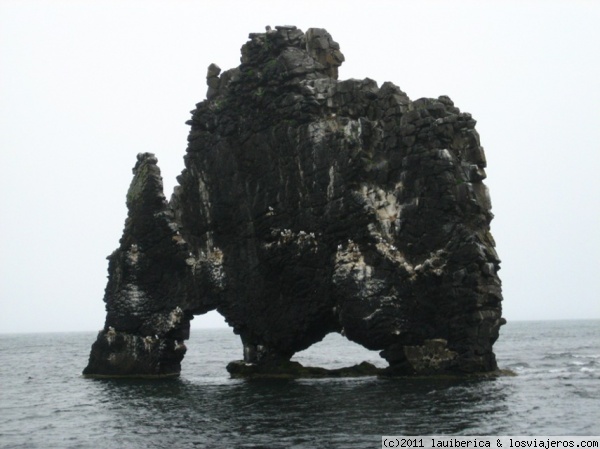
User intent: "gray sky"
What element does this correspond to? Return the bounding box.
[1,0,599,334]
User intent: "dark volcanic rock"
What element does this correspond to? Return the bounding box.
[83,154,218,377]
[84,26,504,378]
[226,360,384,379]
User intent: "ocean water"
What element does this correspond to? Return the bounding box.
[0,320,598,449]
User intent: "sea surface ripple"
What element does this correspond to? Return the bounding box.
[0,320,598,448]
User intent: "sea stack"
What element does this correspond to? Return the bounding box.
[84,26,504,378]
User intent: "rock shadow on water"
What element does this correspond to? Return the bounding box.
[84,366,513,445]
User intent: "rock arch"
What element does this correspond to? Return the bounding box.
[83,26,504,378]
[291,332,386,369]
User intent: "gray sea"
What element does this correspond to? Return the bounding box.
[0,320,598,448]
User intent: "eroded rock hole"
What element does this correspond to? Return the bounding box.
[190,310,228,330]
[292,333,387,370]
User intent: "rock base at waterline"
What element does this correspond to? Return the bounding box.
[227,360,384,379]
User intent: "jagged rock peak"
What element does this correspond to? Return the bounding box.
[205,26,344,101]
[241,26,343,77]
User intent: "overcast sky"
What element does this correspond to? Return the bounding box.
[1,0,598,334]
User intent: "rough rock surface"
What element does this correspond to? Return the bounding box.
[84,26,504,378]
